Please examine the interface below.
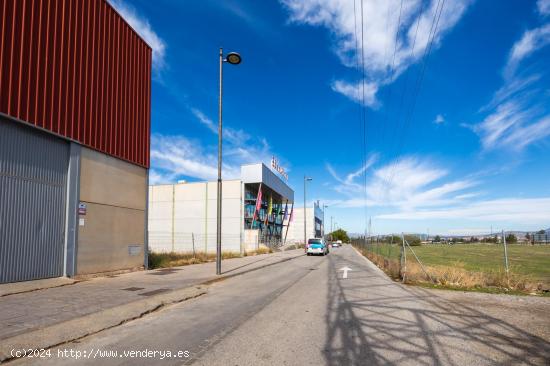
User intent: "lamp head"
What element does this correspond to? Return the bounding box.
[225,52,242,65]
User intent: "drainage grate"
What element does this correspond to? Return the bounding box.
[139,288,171,297]
[122,287,145,291]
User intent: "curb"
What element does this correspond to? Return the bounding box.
[0,252,304,363]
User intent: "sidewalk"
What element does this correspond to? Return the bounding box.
[0,249,304,362]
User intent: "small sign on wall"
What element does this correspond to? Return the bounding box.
[128,245,141,256]
[78,202,87,215]
[79,218,85,226]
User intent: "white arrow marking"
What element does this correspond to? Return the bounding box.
[339,266,352,279]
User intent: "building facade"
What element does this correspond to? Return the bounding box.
[0,0,151,283]
[148,163,294,253]
[283,203,325,244]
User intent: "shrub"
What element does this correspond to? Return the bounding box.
[404,235,421,246]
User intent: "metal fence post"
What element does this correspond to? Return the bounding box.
[192,232,196,258]
[502,230,509,273]
[401,233,406,283]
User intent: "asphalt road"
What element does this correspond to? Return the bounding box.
[16,245,550,366]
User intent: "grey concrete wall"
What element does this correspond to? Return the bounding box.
[76,147,147,274]
[148,180,242,254]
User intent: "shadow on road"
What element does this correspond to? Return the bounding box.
[323,251,550,365]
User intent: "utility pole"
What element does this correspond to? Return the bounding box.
[303,176,312,245]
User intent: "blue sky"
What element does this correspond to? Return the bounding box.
[110,0,550,235]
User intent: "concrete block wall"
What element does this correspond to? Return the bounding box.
[76,147,147,274]
[148,180,243,254]
[284,207,317,244]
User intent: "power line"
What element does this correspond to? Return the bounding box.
[360,0,369,240]
[381,0,447,200]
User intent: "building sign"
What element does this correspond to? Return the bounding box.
[271,156,288,181]
[78,202,87,215]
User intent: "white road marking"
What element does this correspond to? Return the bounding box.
[339,266,352,279]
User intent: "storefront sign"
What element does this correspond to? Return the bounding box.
[78,202,87,215]
[271,156,288,181]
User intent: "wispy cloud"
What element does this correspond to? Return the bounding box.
[538,0,550,16]
[109,0,167,76]
[434,114,445,124]
[472,100,550,151]
[468,3,550,152]
[326,156,476,209]
[326,154,378,195]
[280,0,472,106]
[150,108,278,184]
[190,108,251,145]
[504,24,550,79]
[377,197,550,225]
[150,134,221,183]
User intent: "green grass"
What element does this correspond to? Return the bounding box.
[363,243,550,286]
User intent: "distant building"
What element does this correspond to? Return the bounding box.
[148,163,294,253]
[284,202,325,244]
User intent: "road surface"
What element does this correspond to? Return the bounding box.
[16,245,550,365]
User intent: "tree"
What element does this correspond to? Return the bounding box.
[505,233,517,243]
[404,234,421,246]
[434,235,441,242]
[330,229,350,243]
[525,233,531,241]
[537,229,546,234]
[385,235,401,244]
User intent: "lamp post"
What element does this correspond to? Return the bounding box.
[322,204,328,239]
[217,48,242,275]
[304,176,312,247]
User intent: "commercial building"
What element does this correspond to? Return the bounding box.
[0,0,151,283]
[283,203,325,244]
[148,163,294,253]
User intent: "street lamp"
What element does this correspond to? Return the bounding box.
[322,204,328,239]
[217,48,242,275]
[304,176,312,247]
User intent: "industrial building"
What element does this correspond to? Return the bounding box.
[148,163,294,253]
[283,203,325,244]
[0,0,151,283]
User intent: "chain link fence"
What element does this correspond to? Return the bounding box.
[351,233,550,294]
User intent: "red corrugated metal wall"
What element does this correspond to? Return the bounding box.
[0,0,151,167]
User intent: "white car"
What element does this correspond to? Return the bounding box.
[306,238,329,256]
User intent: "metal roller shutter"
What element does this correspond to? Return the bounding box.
[0,117,69,283]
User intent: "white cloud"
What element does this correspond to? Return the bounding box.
[150,109,278,184]
[326,156,475,209]
[326,154,378,195]
[377,197,550,224]
[469,14,550,152]
[538,0,550,16]
[366,157,474,208]
[190,108,251,145]
[434,114,445,124]
[109,0,167,74]
[331,79,379,107]
[281,0,471,105]
[472,100,550,151]
[150,134,221,183]
[504,24,550,79]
